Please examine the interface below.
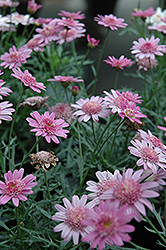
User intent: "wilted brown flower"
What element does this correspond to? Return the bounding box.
[30,150,58,172]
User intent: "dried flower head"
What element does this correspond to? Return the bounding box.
[19,96,49,110]
[48,103,74,124]
[30,150,58,172]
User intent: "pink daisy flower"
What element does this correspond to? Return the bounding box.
[11,68,46,93]
[82,200,135,249]
[121,91,143,104]
[0,168,37,207]
[34,17,53,26]
[0,81,12,100]
[26,111,70,143]
[27,0,42,15]
[47,75,83,88]
[25,37,46,52]
[55,27,86,44]
[142,168,166,191]
[104,55,133,70]
[55,17,85,30]
[86,170,120,204]
[146,7,166,25]
[148,22,166,34]
[132,7,155,19]
[135,57,158,71]
[51,194,95,245]
[71,96,110,122]
[58,10,85,20]
[128,139,166,174]
[130,35,166,59]
[118,99,147,124]
[87,34,100,49]
[8,12,34,26]
[101,168,159,222]
[0,101,15,124]
[0,45,32,69]
[157,117,166,135]
[0,0,19,7]
[94,14,128,30]
[103,89,126,114]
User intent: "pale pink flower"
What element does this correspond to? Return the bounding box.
[82,200,135,249]
[0,0,19,7]
[103,89,125,114]
[47,75,83,88]
[25,37,46,52]
[26,111,70,143]
[58,10,85,20]
[142,169,166,191]
[7,12,34,26]
[136,57,158,71]
[157,117,166,135]
[55,27,86,44]
[0,168,37,207]
[0,101,15,124]
[71,96,110,122]
[27,0,42,15]
[148,18,166,34]
[19,96,49,110]
[138,129,166,151]
[131,36,166,59]
[0,81,12,100]
[146,7,166,25]
[132,7,155,19]
[48,103,74,124]
[87,34,100,49]
[0,45,32,69]
[101,168,159,222]
[118,99,147,124]
[34,17,53,26]
[51,194,95,245]
[86,170,120,204]
[94,14,128,30]
[55,17,85,30]
[30,150,58,172]
[11,68,46,93]
[121,91,143,104]
[0,15,16,32]
[128,139,166,173]
[104,55,133,70]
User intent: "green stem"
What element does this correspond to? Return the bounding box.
[64,87,70,104]
[144,215,166,244]
[129,241,150,250]
[44,171,51,200]
[70,41,79,71]
[91,119,96,143]
[19,136,41,169]
[77,48,90,76]
[144,71,147,101]
[36,136,39,153]
[77,122,84,183]
[114,70,119,89]
[15,207,20,236]
[106,123,118,160]
[92,28,110,95]
[8,87,24,170]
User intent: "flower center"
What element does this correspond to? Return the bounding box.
[140,146,159,162]
[124,108,135,118]
[9,52,21,62]
[113,179,141,205]
[97,179,117,196]
[83,101,102,115]
[105,17,116,25]
[39,117,56,134]
[43,26,55,36]
[4,179,25,197]
[67,206,86,229]
[22,75,36,86]
[141,42,156,53]
[97,213,117,236]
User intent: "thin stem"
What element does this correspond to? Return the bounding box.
[19,136,41,169]
[77,122,84,183]
[144,71,147,101]
[36,136,39,153]
[129,241,150,250]
[106,123,118,160]
[8,87,24,170]
[144,215,166,244]
[91,119,96,143]
[92,28,110,95]
[44,171,51,200]
[64,87,70,104]
[77,48,90,76]
[114,70,119,89]
[15,206,20,236]
[70,41,79,71]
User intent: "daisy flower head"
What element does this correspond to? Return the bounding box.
[47,75,84,88]
[94,14,128,30]
[0,81,12,100]
[19,96,49,110]
[128,139,166,174]
[0,14,16,32]
[71,96,110,122]
[8,12,34,26]
[11,68,46,93]
[132,7,155,20]
[26,111,70,143]
[0,101,15,124]
[121,91,143,104]
[0,0,19,7]
[86,170,120,204]
[55,17,85,30]
[30,150,58,172]
[55,27,86,45]
[104,55,133,70]
[157,117,166,135]
[103,89,125,114]
[146,7,166,25]
[101,168,159,222]
[135,57,158,71]
[27,0,42,15]
[0,45,32,69]
[118,99,147,124]
[82,200,135,249]
[51,194,95,245]
[87,34,100,49]
[0,168,37,207]
[25,36,46,52]
[142,168,166,191]
[131,36,166,60]
[58,10,86,20]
